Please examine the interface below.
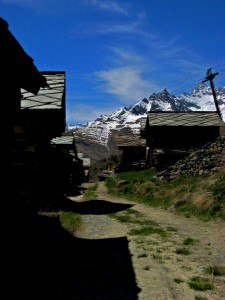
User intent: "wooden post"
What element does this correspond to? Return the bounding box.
[201,68,222,120]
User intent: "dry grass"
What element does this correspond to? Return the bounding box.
[107,167,225,220]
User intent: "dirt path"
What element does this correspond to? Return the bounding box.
[68,181,225,300]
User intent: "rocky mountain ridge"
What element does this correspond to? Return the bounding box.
[70,83,225,161]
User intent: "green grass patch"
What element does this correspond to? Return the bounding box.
[105,168,225,220]
[109,213,137,223]
[204,265,225,276]
[188,276,214,291]
[183,237,199,245]
[125,208,143,216]
[105,177,118,194]
[109,209,159,226]
[211,173,225,203]
[39,211,81,234]
[152,253,163,262]
[83,183,98,199]
[59,211,81,234]
[115,168,157,183]
[175,200,225,220]
[176,248,191,255]
[174,278,184,284]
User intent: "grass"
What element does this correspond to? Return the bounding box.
[188,276,214,291]
[59,211,81,234]
[110,207,168,237]
[183,237,199,245]
[204,265,225,276]
[83,183,98,199]
[174,278,184,284]
[176,248,191,255]
[109,213,135,223]
[109,208,160,229]
[152,253,163,262]
[106,167,225,220]
[211,173,225,203]
[39,211,81,234]
[125,208,143,216]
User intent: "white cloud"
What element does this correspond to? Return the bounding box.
[108,47,145,66]
[96,66,158,103]
[86,0,129,15]
[97,21,139,34]
[74,7,153,38]
[94,47,159,103]
[77,19,145,36]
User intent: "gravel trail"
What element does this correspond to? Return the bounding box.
[68,181,225,300]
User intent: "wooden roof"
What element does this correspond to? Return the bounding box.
[51,135,74,145]
[117,133,146,147]
[21,71,65,110]
[147,111,223,127]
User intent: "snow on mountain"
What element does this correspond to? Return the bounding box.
[70,83,225,158]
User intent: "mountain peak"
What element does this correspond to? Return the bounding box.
[71,83,225,161]
[162,88,169,94]
[190,82,208,94]
[86,83,225,129]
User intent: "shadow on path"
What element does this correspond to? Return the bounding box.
[39,192,134,215]
[5,195,140,299]
[65,198,134,215]
[71,235,140,299]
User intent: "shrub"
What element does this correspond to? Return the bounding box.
[176,248,191,255]
[188,276,214,291]
[211,173,225,203]
[204,265,225,276]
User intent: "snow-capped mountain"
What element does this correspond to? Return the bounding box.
[71,83,225,161]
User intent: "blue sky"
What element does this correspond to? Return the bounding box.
[1,0,225,125]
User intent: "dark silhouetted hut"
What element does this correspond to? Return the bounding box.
[117,132,146,171]
[14,71,67,197]
[145,111,224,170]
[51,135,86,187]
[0,17,48,196]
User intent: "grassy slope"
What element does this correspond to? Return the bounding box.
[105,168,225,221]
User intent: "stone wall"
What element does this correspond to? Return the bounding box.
[158,135,225,181]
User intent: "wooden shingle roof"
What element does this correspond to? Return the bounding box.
[21,71,65,110]
[147,111,223,127]
[51,135,74,145]
[117,133,146,147]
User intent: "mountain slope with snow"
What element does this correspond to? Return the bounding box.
[71,83,225,161]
